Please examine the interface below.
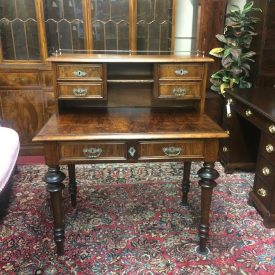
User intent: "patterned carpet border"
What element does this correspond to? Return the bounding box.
[0,162,275,274]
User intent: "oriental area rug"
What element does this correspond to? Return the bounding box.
[0,162,275,274]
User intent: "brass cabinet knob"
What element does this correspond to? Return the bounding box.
[225,130,230,136]
[269,124,275,134]
[222,146,228,152]
[226,113,232,118]
[266,144,274,153]
[257,188,267,197]
[245,109,252,117]
[262,167,270,176]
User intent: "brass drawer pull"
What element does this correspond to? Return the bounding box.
[73,70,87,77]
[172,88,187,97]
[266,144,274,153]
[226,98,232,118]
[162,146,182,157]
[245,109,252,117]
[262,167,270,176]
[73,88,88,97]
[175,69,188,76]
[83,147,103,158]
[269,124,275,134]
[257,188,267,197]
[222,146,228,152]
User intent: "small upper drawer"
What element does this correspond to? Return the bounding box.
[156,82,201,99]
[0,72,40,88]
[138,140,204,161]
[57,64,103,81]
[157,64,204,80]
[57,83,106,99]
[59,141,127,162]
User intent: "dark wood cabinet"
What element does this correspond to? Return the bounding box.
[219,0,275,172]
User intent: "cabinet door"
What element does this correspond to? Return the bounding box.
[43,0,85,55]
[0,90,45,149]
[0,0,41,61]
[90,0,175,54]
[137,0,173,54]
[90,0,129,53]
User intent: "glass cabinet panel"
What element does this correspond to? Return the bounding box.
[43,0,84,55]
[91,0,129,53]
[137,0,173,54]
[0,0,40,60]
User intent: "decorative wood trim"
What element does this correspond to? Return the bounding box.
[171,0,177,53]
[35,0,48,63]
[83,0,93,52]
[129,0,137,54]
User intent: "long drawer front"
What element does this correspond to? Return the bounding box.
[59,139,206,163]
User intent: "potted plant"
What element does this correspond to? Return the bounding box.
[209,1,262,95]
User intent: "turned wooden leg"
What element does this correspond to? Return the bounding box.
[182,161,191,206]
[44,166,66,256]
[68,164,77,207]
[196,162,219,255]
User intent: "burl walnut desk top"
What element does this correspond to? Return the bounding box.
[33,54,227,256]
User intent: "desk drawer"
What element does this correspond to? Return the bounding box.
[57,83,106,99]
[60,142,127,162]
[157,64,204,80]
[138,140,204,160]
[0,72,40,88]
[57,64,103,81]
[156,82,201,99]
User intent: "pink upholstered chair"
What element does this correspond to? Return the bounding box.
[0,124,20,216]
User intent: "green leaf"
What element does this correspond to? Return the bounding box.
[209,47,224,57]
[216,34,227,44]
[243,1,254,14]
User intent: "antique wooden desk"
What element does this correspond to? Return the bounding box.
[225,88,275,228]
[33,54,227,255]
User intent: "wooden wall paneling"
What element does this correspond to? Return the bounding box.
[0,88,46,155]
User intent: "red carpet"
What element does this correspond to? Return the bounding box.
[0,162,274,274]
